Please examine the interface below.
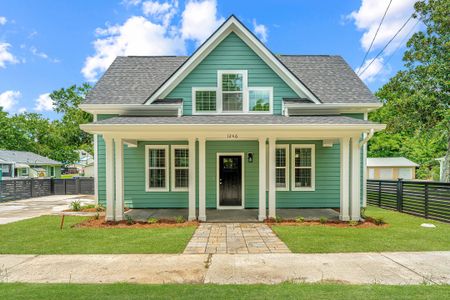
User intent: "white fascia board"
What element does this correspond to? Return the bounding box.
[285,102,382,114]
[80,123,386,134]
[145,16,321,104]
[79,104,181,115]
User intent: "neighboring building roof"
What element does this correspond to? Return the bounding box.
[0,150,61,165]
[367,157,419,168]
[84,54,379,106]
[92,115,378,125]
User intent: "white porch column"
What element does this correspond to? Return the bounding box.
[198,137,206,221]
[258,137,267,221]
[104,136,115,221]
[350,135,361,221]
[268,137,276,219]
[339,137,350,221]
[188,137,197,221]
[114,137,124,221]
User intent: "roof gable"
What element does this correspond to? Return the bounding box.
[145,15,320,104]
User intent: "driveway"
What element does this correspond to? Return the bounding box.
[0,195,95,224]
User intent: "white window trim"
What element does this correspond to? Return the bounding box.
[291,144,315,191]
[275,144,289,191]
[171,145,189,192]
[145,145,169,192]
[218,70,248,113]
[248,87,273,114]
[20,168,29,176]
[192,87,218,114]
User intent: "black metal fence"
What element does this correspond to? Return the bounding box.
[0,178,94,202]
[367,179,450,223]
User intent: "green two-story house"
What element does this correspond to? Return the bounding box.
[80,16,385,222]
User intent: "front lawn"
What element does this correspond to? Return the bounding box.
[272,206,450,253]
[1,283,449,300]
[0,216,196,254]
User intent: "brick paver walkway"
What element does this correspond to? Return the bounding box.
[183,223,291,254]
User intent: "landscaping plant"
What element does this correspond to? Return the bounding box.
[147,217,159,224]
[70,200,81,211]
[295,217,304,223]
[319,217,328,224]
[175,216,185,223]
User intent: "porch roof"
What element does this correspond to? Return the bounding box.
[91,115,379,126]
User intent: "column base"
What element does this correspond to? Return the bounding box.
[115,214,124,221]
[198,215,206,222]
[105,215,115,222]
[339,215,350,221]
[258,215,267,221]
[350,216,360,221]
[188,216,197,221]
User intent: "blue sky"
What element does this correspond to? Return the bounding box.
[0,0,419,119]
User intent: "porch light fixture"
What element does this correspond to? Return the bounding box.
[247,152,254,163]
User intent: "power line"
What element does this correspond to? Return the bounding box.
[358,14,414,78]
[357,0,393,74]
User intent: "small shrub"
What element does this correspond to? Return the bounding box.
[175,216,185,223]
[147,217,159,224]
[275,215,283,223]
[319,217,328,224]
[96,205,105,212]
[70,200,81,211]
[125,214,134,225]
[94,213,100,220]
[295,216,304,223]
[83,204,96,209]
[348,220,358,226]
[373,217,385,226]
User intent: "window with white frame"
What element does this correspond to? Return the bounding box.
[275,145,289,190]
[291,144,315,191]
[172,146,189,191]
[146,145,169,191]
[193,89,217,112]
[20,168,29,176]
[249,88,272,112]
[220,71,246,112]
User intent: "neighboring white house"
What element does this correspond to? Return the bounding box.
[0,150,62,179]
[66,150,94,175]
[367,157,419,180]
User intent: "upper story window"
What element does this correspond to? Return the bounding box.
[192,70,272,114]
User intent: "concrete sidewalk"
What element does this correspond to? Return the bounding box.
[0,252,449,285]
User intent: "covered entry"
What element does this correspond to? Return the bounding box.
[218,154,244,208]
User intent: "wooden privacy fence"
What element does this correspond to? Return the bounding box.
[367,179,450,223]
[0,178,94,202]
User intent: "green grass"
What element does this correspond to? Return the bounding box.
[0,216,196,254]
[0,283,449,299]
[273,206,450,253]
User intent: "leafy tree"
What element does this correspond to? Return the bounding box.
[369,0,450,181]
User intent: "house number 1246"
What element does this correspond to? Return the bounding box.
[226,134,238,139]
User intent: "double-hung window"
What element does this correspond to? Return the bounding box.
[291,144,315,191]
[275,145,289,191]
[171,146,189,191]
[146,145,169,191]
[193,88,217,113]
[219,70,247,112]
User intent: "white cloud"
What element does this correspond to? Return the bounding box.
[252,19,268,43]
[82,16,185,82]
[0,90,21,112]
[355,57,390,83]
[142,0,178,27]
[82,0,224,82]
[30,46,60,63]
[0,16,6,25]
[122,0,142,6]
[349,0,417,54]
[18,107,27,113]
[34,93,54,112]
[0,43,19,68]
[181,0,224,44]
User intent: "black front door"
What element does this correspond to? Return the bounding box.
[219,155,242,207]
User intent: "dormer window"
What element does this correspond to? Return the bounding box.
[192,70,272,114]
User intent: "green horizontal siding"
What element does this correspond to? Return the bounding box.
[167,32,302,115]
[276,140,340,208]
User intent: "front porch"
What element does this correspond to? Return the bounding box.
[126,208,340,223]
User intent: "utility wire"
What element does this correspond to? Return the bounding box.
[357,0,393,74]
[358,14,414,78]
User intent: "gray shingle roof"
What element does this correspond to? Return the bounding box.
[0,150,62,165]
[84,55,379,105]
[92,115,378,125]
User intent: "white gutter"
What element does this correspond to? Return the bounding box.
[285,103,383,114]
[79,104,182,115]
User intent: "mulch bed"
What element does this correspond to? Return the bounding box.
[265,218,388,228]
[73,218,198,228]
